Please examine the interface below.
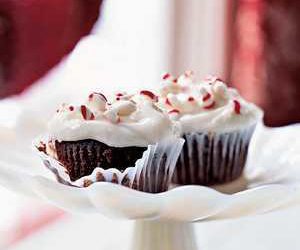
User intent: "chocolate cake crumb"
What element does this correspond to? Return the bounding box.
[55,139,146,181]
[83,179,93,187]
[37,141,46,153]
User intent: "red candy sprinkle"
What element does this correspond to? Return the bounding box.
[168,109,180,114]
[116,97,121,101]
[162,73,171,80]
[116,93,123,96]
[173,78,178,83]
[81,105,88,119]
[233,100,241,114]
[80,105,94,120]
[165,98,172,106]
[188,96,194,102]
[202,93,211,102]
[69,106,74,111]
[203,101,215,109]
[140,90,158,101]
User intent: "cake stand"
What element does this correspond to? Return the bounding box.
[0,123,300,250]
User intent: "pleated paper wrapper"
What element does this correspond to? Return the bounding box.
[35,138,184,193]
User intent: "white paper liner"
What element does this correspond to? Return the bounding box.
[172,125,256,185]
[34,138,184,193]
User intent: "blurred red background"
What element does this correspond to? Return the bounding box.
[232,0,300,126]
[0,0,299,124]
[0,0,102,97]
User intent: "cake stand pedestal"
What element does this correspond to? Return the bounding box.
[131,220,197,250]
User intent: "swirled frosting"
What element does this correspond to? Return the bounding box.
[158,71,263,133]
[48,91,179,147]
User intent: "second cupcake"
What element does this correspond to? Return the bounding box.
[159,72,263,186]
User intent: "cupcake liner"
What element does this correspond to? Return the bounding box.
[172,125,256,186]
[34,138,184,193]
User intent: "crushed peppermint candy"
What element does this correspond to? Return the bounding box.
[233,100,241,114]
[115,100,137,116]
[89,92,107,102]
[114,92,132,101]
[80,105,95,120]
[140,90,158,102]
[202,93,211,102]
[200,89,215,110]
[87,92,107,112]
[162,73,171,80]
[165,97,172,106]
[115,92,124,101]
[168,109,180,114]
[168,109,180,120]
[212,81,227,97]
[203,101,216,109]
[103,100,137,123]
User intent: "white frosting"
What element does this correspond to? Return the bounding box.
[159,72,263,133]
[47,72,263,147]
[48,92,178,147]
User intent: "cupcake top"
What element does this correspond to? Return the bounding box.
[48,91,178,147]
[158,71,263,133]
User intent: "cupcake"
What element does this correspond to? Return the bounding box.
[158,71,263,185]
[36,91,183,192]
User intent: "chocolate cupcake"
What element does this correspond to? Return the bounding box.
[36,91,182,192]
[158,71,263,186]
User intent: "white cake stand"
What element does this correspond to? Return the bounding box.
[0,123,300,250]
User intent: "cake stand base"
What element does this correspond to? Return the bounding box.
[130,220,198,250]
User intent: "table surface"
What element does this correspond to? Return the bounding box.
[6,203,300,250]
